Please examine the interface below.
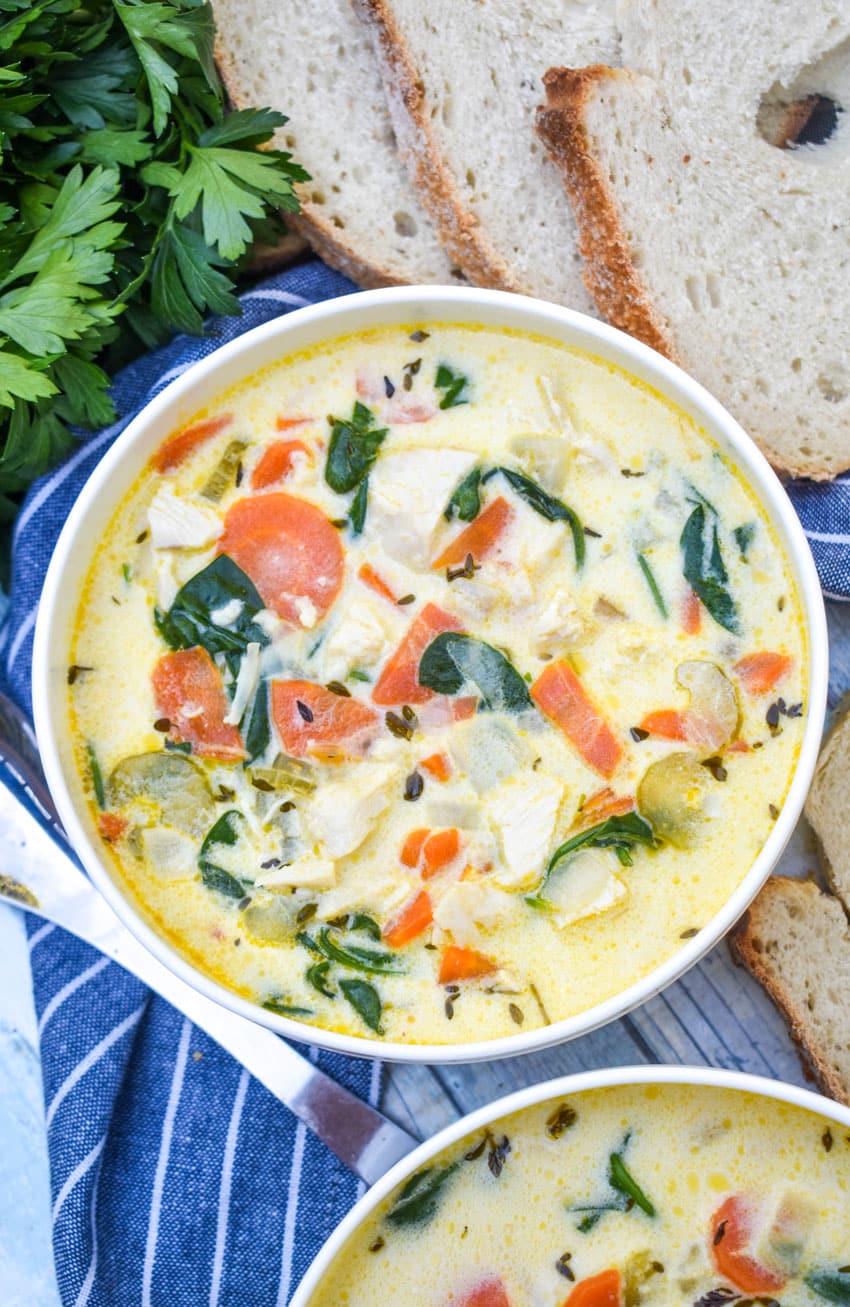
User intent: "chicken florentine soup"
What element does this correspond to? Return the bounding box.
[305,1083,850,1307]
[70,323,807,1044]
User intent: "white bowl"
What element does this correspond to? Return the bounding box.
[33,286,828,1065]
[291,1064,850,1305]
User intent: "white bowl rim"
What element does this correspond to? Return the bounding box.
[33,283,829,1065]
[290,1063,850,1305]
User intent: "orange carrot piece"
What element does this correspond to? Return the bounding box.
[438,945,496,984]
[383,890,433,947]
[639,708,690,742]
[564,1269,622,1307]
[372,602,464,705]
[153,414,233,473]
[420,751,452,782]
[681,586,702,635]
[275,415,311,431]
[97,812,128,842]
[400,828,429,869]
[422,828,462,877]
[218,493,344,626]
[270,681,379,759]
[250,439,310,490]
[454,1277,511,1307]
[358,562,398,605]
[577,787,635,829]
[734,652,794,695]
[709,1196,786,1295]
[531,660,623,779]
[152,648,245,761]
[432,497,513,569]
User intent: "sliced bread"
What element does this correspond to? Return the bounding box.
[735,876,850,1104]
[355,0,619,307]
[805,701,850,903]
[213,0,460,287]
[536,0,850,478]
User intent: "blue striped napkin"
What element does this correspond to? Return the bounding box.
[5,261,386,1307]
[3,257,848,1307]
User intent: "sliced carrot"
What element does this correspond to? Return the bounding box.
[432,496,513,569]
[709,1196,786,1295]
[152,648,245,761]
[422,828,462,877]
[372,602,464,705]
[531,660,623,779]
[420,751,452,782]
[454,1277,511,1307]
[276,415,311,431]
[639,707,726,754]
[218,493,344,626]
[400,828,429,869]
[564,1269,622,1307]
[734,651,794,695]
[438,945,496,985]
[153,414,233,473]
[250,439,310,490]
[97,812,128,842]
[358,561,398,605]
[577,787,635,829]
[383,890,433,947]
[271,680,379,759]
[727,738,750,753]
[681,586,702,635]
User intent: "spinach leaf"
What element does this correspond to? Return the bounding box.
[609,1148,655,1217]
[349,476,368,534]
[325,401,387,494]
[306,960,335,999]
[316,927,403,974]
[636,551,668,619]
[386,1163,459,1227]
[87,741,106,808]
[733,521,756,560]
[434,363,470,409]
[680,503,740,634]
[489,466,585,568]
[262,997,313,1018]
[339,978,383,1033]
[572,1198,631,1234]
[807,1270,850,1303]
[444,466,482,522]
[418,633,533,713]
[542,812,656,888]
[327,912,382,941]
[155,554,269,674]
[242,679,270,766]
[199,809,245,899]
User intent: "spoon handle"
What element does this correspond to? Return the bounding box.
[0,692,417,1185]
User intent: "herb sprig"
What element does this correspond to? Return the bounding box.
[0,0,307,547]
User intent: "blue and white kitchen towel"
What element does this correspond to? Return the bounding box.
[2,257,848,1307]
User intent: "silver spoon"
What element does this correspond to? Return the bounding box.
[0,689,417,1184]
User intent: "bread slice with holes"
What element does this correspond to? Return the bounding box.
[213,0,460,287]
[735,876,850,1103]
[536,0,850,478]
[354,0,619,307]
[806,701,850,903]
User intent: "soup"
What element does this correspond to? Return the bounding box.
[69,323,807,1043]
[306,1083,850,1307]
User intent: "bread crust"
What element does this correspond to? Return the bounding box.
[355,0,527,292]
[536,66,675,359]
[734,876,850,1104]
[215,33,418,289]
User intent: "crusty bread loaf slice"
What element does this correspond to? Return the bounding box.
[806,701,850,904]
[536,0,850,478]
[213,0,460,288]
[735,876,850,1104]
[355,0,619,307]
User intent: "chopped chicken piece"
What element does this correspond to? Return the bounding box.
[148,487,222,549]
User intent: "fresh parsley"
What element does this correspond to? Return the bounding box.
[0,0,307,554]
